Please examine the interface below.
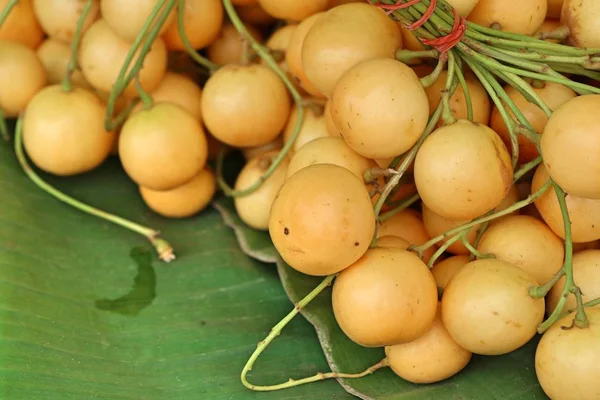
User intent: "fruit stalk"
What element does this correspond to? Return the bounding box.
[13,117,175,263]
[0,0,17,27]
[175,0,219,72]
[61,0,94,93]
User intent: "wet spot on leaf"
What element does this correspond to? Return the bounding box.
[95,247,157,316]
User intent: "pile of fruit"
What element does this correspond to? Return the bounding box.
[1,0,600,399]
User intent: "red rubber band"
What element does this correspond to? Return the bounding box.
[420,8,466,55]
[372,1,466,54]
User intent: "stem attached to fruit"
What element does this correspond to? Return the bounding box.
[61,0,94,93]
[395,49,438,65]
[175,0,219,72]
[13,117,175,263]
[104,0,176,131]
[536,182,588,333]
[440,52,457,125]
[135,77,154,110]
[218,0,304,198]
[411,179,552,258]
[379,193,421,222]
[420,57,446,88]
[0,0,17,27]
[240,273,389,391]
[453,60,473,121]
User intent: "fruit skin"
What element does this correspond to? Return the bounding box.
[561,0,600,48]
[491,82,576,165]
[0,0,44,49]
[163,0,223,51]
[331,57,429,159]
[78,19,167,99]
[441,258,545,356]
[535,308,600,400]
[414,120,514,221]
[207,23,263,66]
[332,247,438,347]
[467,0,547,35]
[257,0,329,21]
[201,64,291,148]
[282,105,330,155]
[532,164,600,243]
[22,85,115,176]
[546,249,600,316]
[477,215,564,285]
[0,39,47,117]
[541,95,600,200]
[234,150,290,231]
[139,166,216,219]
[36,38,92,89]
[430,255,470,289]
[118,103,208,191]
[385,304,472,384]
[301,2,402,98]
[377,209,435,263]
[100,0,175,42]
[32,0,100,44]
[269,164,375,276]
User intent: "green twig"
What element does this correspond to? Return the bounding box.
[62,0,94,93]
[240,274,389,391]
[13,117,175,263]
[0,0,17,27]
[453,62,473,121]
[420,57,447,88]
[379,193,421,222]
[135,77,154,110]
[175,0,219,72]
[218,0,304,198]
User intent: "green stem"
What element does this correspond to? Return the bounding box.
[175,0,219,72]
[461,231,493,260]
[0,0,17,27]
[135,77,154,110]
[453,61,473,121]
[514,156,542,182]
[61,0,93,93]
[420,57,447,88]
[558,297,600,321]
[414,180,552,254]
[469,220,490,261]
[218,0,304,198]
[530,267,566,298]
[13,117,175,263]
[440,52,457,125]
[240,275,389,391]
[426,233,462,268]
[461,56,520,168]
[105,0,176,131]
[537,182,588,333]
[379,193,421,222]
[395,49,438,64]
[0,108,9,141]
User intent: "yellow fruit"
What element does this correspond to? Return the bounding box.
[468,0,547,35]
[32,0,100,43]
[163,0,223,51]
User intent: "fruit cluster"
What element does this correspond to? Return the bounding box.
[1,1,599,399]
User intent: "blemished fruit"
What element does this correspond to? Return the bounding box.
[36,38,92,89]
[332,247,438,347]
[541,95,600,200]
[100,0,176,42]
[561,0,600,48]
[139,166,217,219]
[163,0,223,51]
[477,215,564,285]
[234,150,290,231]
[467,0,548,35]
[301,2,402,98]
[441,258,545,355]
[414,120,514,221]
[491,82,577,165]
[385,304,472,384]
[535,308,600,400]
[32,0,100,44]
[22,85,115,176]
[0,0,44,49]
[201,64,291,148]
[0,39,47,117]
[118,103,208,191]
[78,19,168,98]
[532,164,600,243]
[330,57,429,160]
[269,164,375,276]
[546,249,600,315]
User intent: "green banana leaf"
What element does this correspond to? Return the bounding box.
[0,139,352,399]
[212,196,550,400]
